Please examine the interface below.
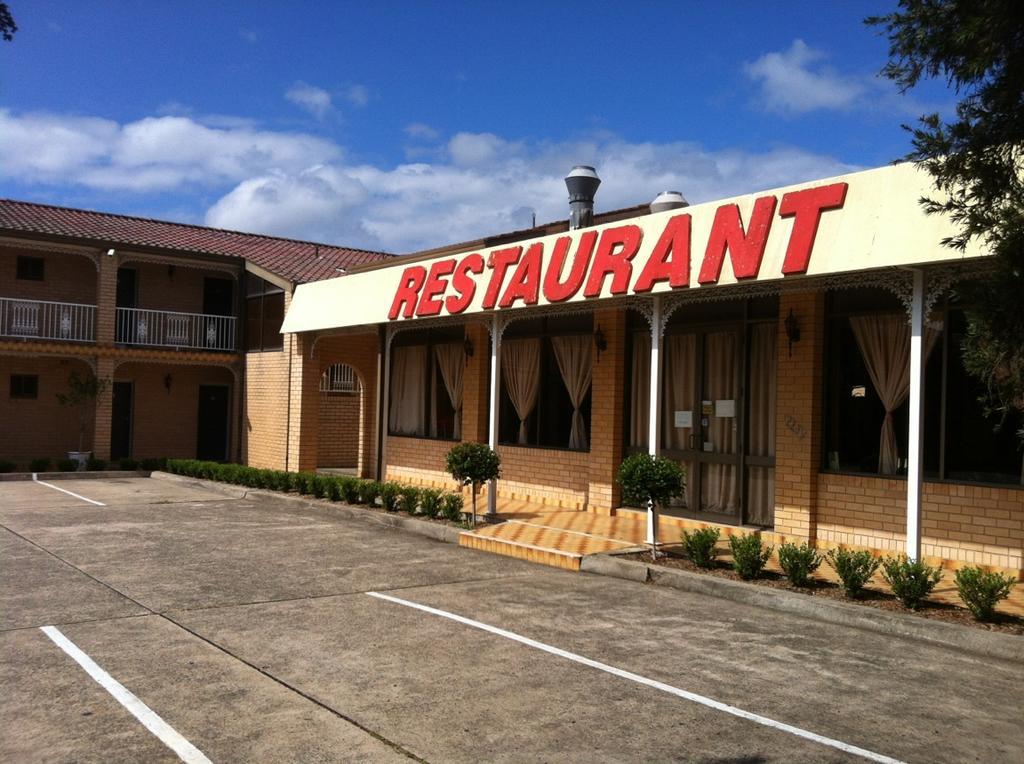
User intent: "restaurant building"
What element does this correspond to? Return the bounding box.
[282,162,1023,574]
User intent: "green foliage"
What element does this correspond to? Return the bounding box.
[338,477,361,504]
[681,527,720,569]
[441,492,464,522]
[954,566,1017,620]
[358,480,382,507]
[729,534,773,580]
[777,542,823,587]
[311,475,331,499]
[56,458,77,472]
[868,1,1024,448]
[379,482,402,512]
[617,453,685,509]
[419,488,443,519]
[118,458,139,471]
[0,460,15,473]
[826,548,882,598]
[139,457,165,471]
[0,3,16,42]
[398,486,420,514]
[881,556,943,610]
[29,457,51,472]
[56,371,111,454]
[86,457,107,471]
[445,443,500,486]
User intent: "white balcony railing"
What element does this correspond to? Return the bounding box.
[0,297,96,342]
[116,307,236,351]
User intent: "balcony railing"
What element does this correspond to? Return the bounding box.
[0,297,96,342]
[116,307,236,351]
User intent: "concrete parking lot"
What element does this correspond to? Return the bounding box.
[1,475,1022,763]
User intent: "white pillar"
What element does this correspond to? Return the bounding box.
[646,297,663,547]
[379,329,391,482]
[906,269,925,561]
[487,313,501,516]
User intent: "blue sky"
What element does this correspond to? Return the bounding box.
[0,1,952,253]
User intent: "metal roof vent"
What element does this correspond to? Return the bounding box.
[650,191,689,214]
[565,165,601,230]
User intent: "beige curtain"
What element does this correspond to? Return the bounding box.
[502,338,540,444]
[551,335,593,449]
[630,332,650,449]
[850,315,940,474]
[746,324,777,525]
[434,343,465,439]
[702,332,739,514]
[662,333,697,509]
[389,345,426,436]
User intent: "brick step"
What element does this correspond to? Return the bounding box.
[458,531,583,571]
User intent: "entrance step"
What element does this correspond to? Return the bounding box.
[459,531,583,571]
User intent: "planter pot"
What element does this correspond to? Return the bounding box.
[67,451,92,471]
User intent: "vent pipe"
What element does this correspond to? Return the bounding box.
[650,191,689,214]
[565,165,601,230]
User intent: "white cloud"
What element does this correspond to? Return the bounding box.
[744,39,866,114]
[0,108,861,254]
[404,122,439,140]
[343,84,370,108]
[285,82,333,119]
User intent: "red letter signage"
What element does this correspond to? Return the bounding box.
[778,182,848,275]
[481,246,522,309]
[416,258,456,317]
[388,266,427,319]
[543,232,597,303]
[633,214,691,293]
[445,253,484,314]
[499,242,543,308]
[698,196,777,284]
[584,225,643,298]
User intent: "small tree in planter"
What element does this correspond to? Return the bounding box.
[444,442,500,527]
[617,453,685,560]
[56,370,110,469]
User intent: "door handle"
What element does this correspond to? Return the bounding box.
[689,433,698,450]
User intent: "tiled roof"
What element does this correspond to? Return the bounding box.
[0,199,393,283]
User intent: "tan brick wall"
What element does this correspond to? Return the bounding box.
[0,247,98,306]
[588,308,626,512]
[385,435,460,489]
[316,333,379,477]
[0,355,95,464]
[318,392,360,467]
[461,322,490,444]
[244,300,291,470]
[128,261,234,315]
[495,444,590,508]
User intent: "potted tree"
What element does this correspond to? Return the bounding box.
[444,442,501,527]
[617,453,685,560]
[56,370,109,470]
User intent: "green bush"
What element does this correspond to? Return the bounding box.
[139,457,166,471]
[118,458,139,471]
[445,442,500,522]
[441,492,464,522]
[339,477,361,504]
[777,541,823,587]
[0,460,15,473]
[617,453,685,508]
[398,486,420,514]
[419,488,443,519]
[881,556,943,610]
[954,566,1017,620]
[294,472,315,495]
[379,482,402,512]
[729,534,773,580]
[826,548,882,598]
[681,527,720,568]
[30,457,51,472]
[57,458,78,472]
[311,475,331,499]
[86,457,107,471]
[358,480,382,507]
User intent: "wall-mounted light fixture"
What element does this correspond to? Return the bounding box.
[785,309,801,356]
[106,248,116,257]
[163,373,172,394]
[594,326,608,360]
[463,337,474,360]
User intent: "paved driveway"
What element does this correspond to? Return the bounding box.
[1,476,1021,763]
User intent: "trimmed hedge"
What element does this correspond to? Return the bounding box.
[165,459,464,522]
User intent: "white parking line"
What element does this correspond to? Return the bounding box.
[367,591,906,764]
[39,625,211,764]
[32,474,106,506]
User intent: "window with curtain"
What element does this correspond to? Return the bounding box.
[823,289,1022,485]
[245,275,284,352]
[498,315,593,450]
[388,328,463,440]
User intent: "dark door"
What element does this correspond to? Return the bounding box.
[196,385,229,461]
[202,278,234,349]
[111,382,133,460]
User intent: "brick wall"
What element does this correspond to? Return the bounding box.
[495,444,590,508]
[318,391,360,467]
[316,333,379,477]
[385,435,460,489]
[0,247,98,306]
[128,261,234,315]
[244,288,291,469]
[588,308,626,513]
[0,356,95,464]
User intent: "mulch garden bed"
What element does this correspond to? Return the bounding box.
[622,549,1024,636]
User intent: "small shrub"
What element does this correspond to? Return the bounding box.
[398,486,420,514]
[293,472,314,495]
[379,482,402,512]
[325,477,343,501]
[269,470,291,491]
[30,457,51,472]
[118,457,139,471]
[826,548,882,598]
[729,534,773,580]
[445,442,500,523]
[419,488,443,519]
[86,457,107,471]
[441,492,464,522]
[881,556,943,610]
[954,566,1017,620]
[777,541,823,587]
[358,480,382,507]
[681,527,720,568]
[0,460,15,473]
[311,475,331,499]
[139,457,165,471]
[339,477,361,504]
[56,458,77,472]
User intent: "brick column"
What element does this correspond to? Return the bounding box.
[460,322,491,444]
[773,291,825,540]
[588,308,626,514]
[92,356,116,460]
[96,252,118,345]
[286,333,321,472]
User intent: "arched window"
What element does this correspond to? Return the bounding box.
[320,363,359,394]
